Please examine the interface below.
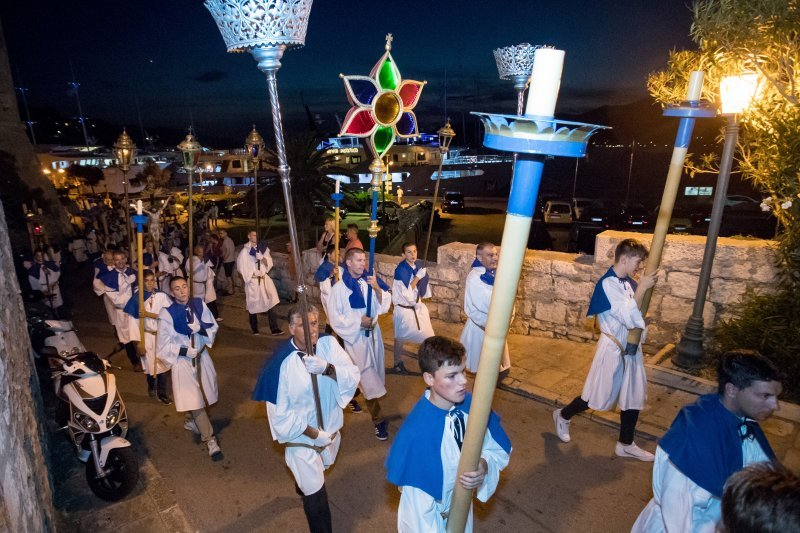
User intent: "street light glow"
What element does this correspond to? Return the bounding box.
[720,73,760,115]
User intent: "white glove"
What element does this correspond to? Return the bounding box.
[127,274,137,284]
[188,320,201,333]
[415,268,427,280]
[312,430,334,448]
[255,252,264,261]
[185,346,198,358]
[303,355,328,375]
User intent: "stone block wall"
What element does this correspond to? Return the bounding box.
[273,230,780,352]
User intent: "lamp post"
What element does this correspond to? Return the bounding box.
[674,73,760,368]
[245,125,266,242]
[205,0,324,428]
[178,131,202,301]
[422,120,455,262]
[493,43,538,116]
[114,129,136,256]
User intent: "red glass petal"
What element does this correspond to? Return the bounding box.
[340,107,377,137]
[398,80,425,109]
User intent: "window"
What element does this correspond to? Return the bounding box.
[231,160,242,169]
[417,152,426,161]
[349,156,361,164]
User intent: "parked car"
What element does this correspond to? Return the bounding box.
[377,200,403,221]
[689,201,776,238]
[568,203,611,254]
[572,197,594,221]
[441,191,465,213]
[725,194,759,208]
[543,200,573,225]
[607,202,651,230]
[230,201,252,218]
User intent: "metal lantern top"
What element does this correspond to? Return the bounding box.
[114,129,137,171]
[494,43,539,85]
[177,132,203,171]
[437,120,456,152]
[245,124,265,159]
[204,0,313,52]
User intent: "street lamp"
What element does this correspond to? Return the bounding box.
[177,131,202,300]
[493,43,539,116]
[422,120,456,262]
[114,129,136,256]
[673,73,760,368]
[245,125,265,242]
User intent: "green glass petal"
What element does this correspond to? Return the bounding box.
[378,58,400,91]
[374,126,394,155]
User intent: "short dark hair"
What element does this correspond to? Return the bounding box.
[717,350,781,395]
[143,269,155,279]
[169,276,187,288]
[614,238,648,262]
[346,223,359,231]
[287,304,318,324]
[401,242,417,253]
[344,248,365,261]
[721,462,800,533]
[476,242,495,254]
[418,336,465,375]
[325,243,336,255]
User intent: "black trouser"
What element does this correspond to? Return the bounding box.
[123,341,140,368]
[249,308,278,333]
[146,370,171,397]
[207,300,219,319]
[297,484,332,533]
[561,396,640,445]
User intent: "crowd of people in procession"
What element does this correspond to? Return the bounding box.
[17,203,800,532]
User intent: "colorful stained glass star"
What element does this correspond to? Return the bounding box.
[338,34,426,159]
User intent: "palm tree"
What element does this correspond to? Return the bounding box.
[261,133,353,249]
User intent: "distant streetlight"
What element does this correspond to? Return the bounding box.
[245,125,265,241]
[114,129,136,255]
[177,131,202,300]
[422,120,456,262]
[674,73,761,368]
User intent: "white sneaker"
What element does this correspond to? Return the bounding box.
[553,409,571,443]
[207,437,222,458]
[184,419,200,434]
[615,442,655,462]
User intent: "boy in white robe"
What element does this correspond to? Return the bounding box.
[124,270,173,403]
[236,230,282,335]
[94,250,141,371]
[328,247,392,440]
[252,305,360,533]
[459,242,510,373]
[386,336,511,532]
[187,245,221,321]
[631,351,781,532]
[553,238,659,461]
[313,244,338,334]
[391,242,434,374]
[157,242,184,294]
[26,250,64,316]
[157,276,222,459]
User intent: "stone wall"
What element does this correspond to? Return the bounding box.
[274,230,780,352]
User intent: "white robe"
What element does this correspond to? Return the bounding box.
[187,256,214,302]
[581,276,648,411]
[158,247,184,293]
[156,301,219,412]
[392,277,434,344]
[397,391,511,533]
[266,336,360,496]
[126,290,173,375]
[94,269,136,343]
[630,439,770,533]
[319,276,333,324]
[328,277,391,399]
[236,244,279,314]
[460,267,510,373]
[93,265,116,325]
[69,239,88,263]
[29,264,63,309]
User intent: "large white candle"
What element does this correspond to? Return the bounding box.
[687,71,704,101]
[137,199,143,215]
[335,178,340,194]
[525,48,565,118]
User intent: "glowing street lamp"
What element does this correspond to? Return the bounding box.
[245,125,266,241]
[674,73,761,368]
[422,120,456,262]
[114,129,137,256]
[177,131,202,300]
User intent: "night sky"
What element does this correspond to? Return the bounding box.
[1,0,695,146]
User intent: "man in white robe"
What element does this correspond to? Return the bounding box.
[328,247,392,440]
[391,242,434,374]
[553,239,658,461]
[157,242,184,294]
[631,351,781,533]
[236,230,282,336]
[253,305,359,533]
[188,244,221,321]
[27,250,64,316]
[157,276,222,459]
[313,244,338,334]
[94,250,140,371]
[459,242,510,373]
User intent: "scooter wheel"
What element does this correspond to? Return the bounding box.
[86,447,139,501]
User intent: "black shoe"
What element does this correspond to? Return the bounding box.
[392,362,409,375]
[147,388,156,398]
[157,395,173,405]
[271,329,285,336]
[348,400,363,414]
[375,420,389,441]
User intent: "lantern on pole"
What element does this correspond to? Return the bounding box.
[245,125,266,241]
[422,120,455,262]
[493,43,539,115]
[114,129,137,256]
[177,131,202,301]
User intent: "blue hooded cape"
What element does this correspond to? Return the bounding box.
[251,335,331,404]
[341,268,390,309]
[386,392,512,500]
[96,267,137,291]
[123,289,154,318]
[394,259,429,296]
[659,394,775,498]
[28,261,60,278]
[586,267,638,317]
[314,260,335,283]
[165,298,214,337]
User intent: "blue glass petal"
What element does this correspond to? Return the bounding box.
[395,112,417,136]
[349,79,379,106]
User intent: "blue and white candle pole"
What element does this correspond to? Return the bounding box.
[132,202,149,365]
[329,175,348,281]
[626,71,716,355]
[447,48,608,533]
[364,157,385,338]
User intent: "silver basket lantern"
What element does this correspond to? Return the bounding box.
[493,43,541,114]
[204,0,313,52]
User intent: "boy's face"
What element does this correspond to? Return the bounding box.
[171,279,190,304]
[725,380,782,421]
[424,360,468,410]
[616,254,644,278]
[347,228,357,240]
[144,275,156,293]
[402,245,417,264]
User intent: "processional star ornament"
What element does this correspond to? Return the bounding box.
[338,34,426,159]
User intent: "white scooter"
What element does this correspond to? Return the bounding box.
[44,341,139,501]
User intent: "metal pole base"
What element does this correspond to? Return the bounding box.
[673,315,706,369]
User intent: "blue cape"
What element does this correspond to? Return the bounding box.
[386,392,512,500]
[251,335,331,404]
[143,252,154,266]
[96,267,137,291]
[248,241,269,257]
[314,260,335,283]
[28,261,60,278]
[470,258,481,269]
[165,298,214,337]
[586,266,638,317]
[394,260,429,296]
[123,289,163,318]
[659,394,775,498]
[341,268,390,309]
